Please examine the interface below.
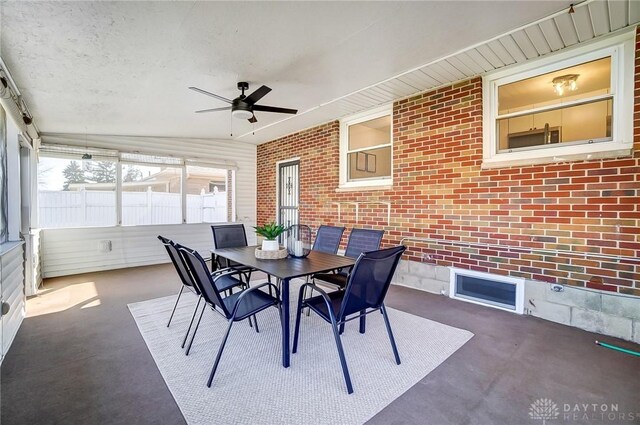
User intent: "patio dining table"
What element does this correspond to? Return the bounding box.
[211,245,355,368]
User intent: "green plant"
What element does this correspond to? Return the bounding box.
[253,222,286,240]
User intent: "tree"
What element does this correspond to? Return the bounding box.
[62,161,86,190]
[123,165,142,182]
[87,161,116,183]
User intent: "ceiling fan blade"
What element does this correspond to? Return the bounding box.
[244,85,272,105]
[195,106,232,113]
[188,87,232,104]
[252,104,297,115]
[248,114,257,124]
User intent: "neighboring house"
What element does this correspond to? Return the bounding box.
[68,167,228,194]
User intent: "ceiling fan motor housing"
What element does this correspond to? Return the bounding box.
[232,97,253,119]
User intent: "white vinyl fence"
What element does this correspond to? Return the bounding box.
[39,189,228,228]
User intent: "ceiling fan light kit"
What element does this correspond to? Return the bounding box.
[189,81,297,125]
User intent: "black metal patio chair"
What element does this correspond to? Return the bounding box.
[211,224,255,280]
[158,236,250,354]
[301,225,345,311]
[312,227,384,289]
[292,245,406,394]
[178,245,281,388]
[312,225,345,254]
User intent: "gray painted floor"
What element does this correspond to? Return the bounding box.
[2,264,639,425]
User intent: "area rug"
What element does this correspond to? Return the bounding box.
[128,280,473,425]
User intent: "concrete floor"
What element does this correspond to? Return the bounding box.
[2,263,639,425]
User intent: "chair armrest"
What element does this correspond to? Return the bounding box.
[298,283,340,322]
[211,267,244,278]
[230,282,280,318]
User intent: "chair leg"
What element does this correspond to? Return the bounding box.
[292,300,304,354]
[381,304,401,365]
[330,319,353,394]
[181,296,202,348]
[167,286,185,327]
[304,282,312,317]
[267,274,272,296]
[253,314,260,333]
[207,320,234,388]
[185,303,206,356]
[339,323,345,335]
[359,310,366,334]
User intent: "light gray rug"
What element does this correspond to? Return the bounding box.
[128,280,473,425]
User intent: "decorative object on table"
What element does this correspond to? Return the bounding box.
[254,246,289,260]
[253,222,286,251]
[286,224,312,258]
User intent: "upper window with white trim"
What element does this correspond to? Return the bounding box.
[339,105,392,188]
[483,31,634,168]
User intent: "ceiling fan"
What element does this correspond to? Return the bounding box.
[188,82,297,123]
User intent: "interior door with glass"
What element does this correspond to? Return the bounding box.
[277,160,299,236]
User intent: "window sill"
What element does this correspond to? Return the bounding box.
[482,144,633,169]
[335,185,393,193]
[0,240,25,256]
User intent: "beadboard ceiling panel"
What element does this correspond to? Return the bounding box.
[240,0,640,144]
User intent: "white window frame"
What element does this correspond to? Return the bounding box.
[482,30,635,169]
[36,148,237,229]
[339,104,393,189]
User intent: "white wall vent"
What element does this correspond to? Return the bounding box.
[450,268,525,314]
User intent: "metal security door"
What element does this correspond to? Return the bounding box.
[278,160,299,233]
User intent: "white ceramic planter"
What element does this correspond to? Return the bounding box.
[262,240,279,251]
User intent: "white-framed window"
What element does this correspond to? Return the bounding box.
[37,146,236,228]
[482,30,634,168]
[339,104,392,189]
[185,164,232,224]
[37,155,118,228]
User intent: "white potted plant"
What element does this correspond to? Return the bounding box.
[253,222,286,251]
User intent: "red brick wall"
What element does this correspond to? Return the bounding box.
[257,31,640,296]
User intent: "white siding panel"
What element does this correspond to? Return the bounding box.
[420,68,447,85]
[524,25,552,55]
[630,0,640,26]
[475,45,505,69]
[538,19,566,51]
[465,48,495,71]
[379,80,417,98]
[607,0,629,30]
[1,244,25,358]
[511,30,540,59]
[436,60,467,81]
[446,55,479,77]
[554,14,580,46]
[572,5,596,42]
[366,86,397,103]
[486,40,516,66]
[588,1,611,36]
[409,70,441,88]
[39,135,256,277]
[41,223,244,277]
[454,51,488,75]
[358,88,390,103]
[497,36,528,63]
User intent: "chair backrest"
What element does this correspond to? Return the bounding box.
[312,225,345,254]
[211,224,248,249]
[157,235,199,294]
[344,228,385,259]
[177,244,231,318]
[338,245,406,320]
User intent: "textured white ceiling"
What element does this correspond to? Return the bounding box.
[0,1,572,143]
